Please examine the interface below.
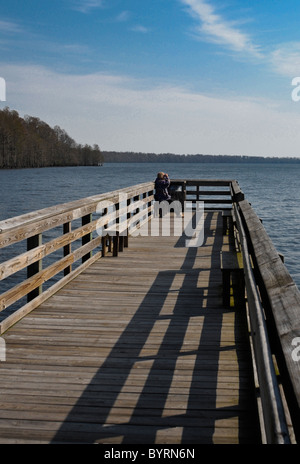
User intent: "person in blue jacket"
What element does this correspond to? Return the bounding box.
[154,172,171,202]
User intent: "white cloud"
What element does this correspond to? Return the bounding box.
[130,25,150,34]
[0,19,24,34]
[179,0,262,57]
[1,63,300,157]
[270,42,300,77]
[115,11,131,23]
[70,0,104,13]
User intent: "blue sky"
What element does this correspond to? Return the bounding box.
[1,0,300,156]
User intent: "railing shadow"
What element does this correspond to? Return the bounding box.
[51,212,260,444]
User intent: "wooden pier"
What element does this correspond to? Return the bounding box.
[0,180,299,444]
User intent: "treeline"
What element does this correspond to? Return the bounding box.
[0,107,103,169]
[102,151,300,164]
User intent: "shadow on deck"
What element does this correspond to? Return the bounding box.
[50,212,261,444]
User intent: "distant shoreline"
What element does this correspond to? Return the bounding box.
[1,153,300,170]
[102,151,300,164]
[2,108,299,168]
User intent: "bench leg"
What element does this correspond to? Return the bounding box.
[101,236,107,257]
[119,235,124,252]
[222,269,245,308]
[222,269,231,307]
[222,216,228,235]
[237,270,245,309]
[113,234,119,257]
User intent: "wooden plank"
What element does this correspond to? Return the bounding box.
[186,190,231,196]
[0,211,262,444]
[184,179,232,186]
[187,199,232,204]
[0,251,102,334]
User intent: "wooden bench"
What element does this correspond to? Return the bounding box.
[220,250,245,307]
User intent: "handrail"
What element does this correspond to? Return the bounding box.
[0,182,155,333]
[233,202,290,443]
[0,182,155,246]
[236,198,300,442]
[170,178,232,209]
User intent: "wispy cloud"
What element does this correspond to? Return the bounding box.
[179,1,300,79]
[270,42,300,77]
[0,19,24,34]
[179,0,262,57]
[114,11,149,33]
[115,11,131,23]
[70,0,104,13]
[130,25,150,34]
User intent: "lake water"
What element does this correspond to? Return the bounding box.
[0,162,299,290]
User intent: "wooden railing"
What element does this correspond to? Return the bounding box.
[169,178,236,209]
[231,182,300,443]
[233,201,290,443]
[0,181,155,334]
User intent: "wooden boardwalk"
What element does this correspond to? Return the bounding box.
[0,211,261,444]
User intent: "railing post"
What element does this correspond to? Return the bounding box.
[27,233,42,302]
[124,197,131,248]
[196,185,200,202]
[133,194,140,226]
[82,213,92,263]
[63,222,72,276]
[182,181,187,205]
[101,207,108,257]
[149,190,154,220]
[113,203,119,257]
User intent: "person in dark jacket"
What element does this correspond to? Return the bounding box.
[154,172,171,202]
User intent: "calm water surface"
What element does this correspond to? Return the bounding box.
[0,162,299,289]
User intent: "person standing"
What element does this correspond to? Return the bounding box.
[154,172,171,202]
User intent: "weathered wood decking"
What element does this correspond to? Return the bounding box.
[0,211,261,444]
